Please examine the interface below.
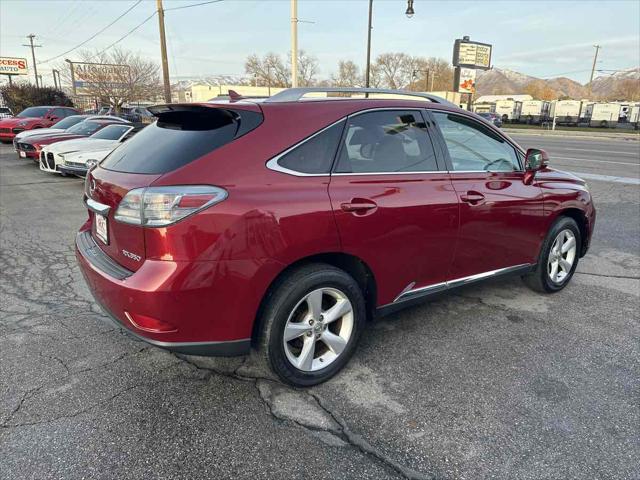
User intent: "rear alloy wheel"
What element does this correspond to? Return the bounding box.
[259,263,365,386]
[283,288,354,372]
[523,217,581,293]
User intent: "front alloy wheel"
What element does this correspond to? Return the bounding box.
[523,216,581,293]
[547,229,577,284]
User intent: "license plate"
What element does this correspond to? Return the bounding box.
[95,213,108,244]
[19,151,26,158]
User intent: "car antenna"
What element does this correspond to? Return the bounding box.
[228,90,244,102]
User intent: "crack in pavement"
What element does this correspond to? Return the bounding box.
[0,361,183,430]
[575,271,640,280]
[173,353,431,480]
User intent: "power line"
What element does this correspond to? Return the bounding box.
[38,0,143,65]
[91,11,158,59]
[165,0,224,11]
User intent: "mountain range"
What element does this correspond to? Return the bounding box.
[476,67,640,99]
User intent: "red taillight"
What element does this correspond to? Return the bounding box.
[125,312,177,333]
[177,194,217,209]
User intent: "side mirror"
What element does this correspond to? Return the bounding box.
[525,148,549,171]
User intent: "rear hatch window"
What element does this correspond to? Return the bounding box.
[100,105,262,174]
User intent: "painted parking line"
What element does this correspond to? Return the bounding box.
[550,147,640,156]
[569,172,640,185]
[553,156,639,166]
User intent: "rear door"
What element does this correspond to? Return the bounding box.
[328,109,459,306]
[428,110,546,280]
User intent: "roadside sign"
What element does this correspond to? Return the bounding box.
[457,68,477,93]
[68,61,131,95]
[453,39,492,70]
[0,57,28,75]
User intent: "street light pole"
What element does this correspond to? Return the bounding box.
[156,0,172,103]
[588,44,600,98]
[364,0,373,88]
[291,0,298,87]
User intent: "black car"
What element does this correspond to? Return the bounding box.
[478,112,503,128]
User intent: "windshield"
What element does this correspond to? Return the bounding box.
[0,108,11,113]
[52,116,86,129]
[90,124,131,140]
[67,121,103,135]
[17,107,50,118]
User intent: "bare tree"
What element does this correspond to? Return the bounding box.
[374,53,413,89]
[331,60,362,87]
[296,50,319,87]
[245,50,318,88]
[610,78,640,101]
[57,48,161,111]
[245,53,289,87]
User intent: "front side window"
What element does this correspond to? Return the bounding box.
[52,115,85,129]
[335,110,438,173]
[67,121,102,136]
[17,107,50,118]
[276,121,345,174]
[432,112,520,172]
[90,125,132,140]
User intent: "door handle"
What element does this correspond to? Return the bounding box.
[341,198,378,214]
[460,191,485,204]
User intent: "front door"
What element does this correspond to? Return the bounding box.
[429,111,546,280]
[328,109,459,306]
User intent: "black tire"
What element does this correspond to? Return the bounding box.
[523,217,581,293]
[259,263,366,386]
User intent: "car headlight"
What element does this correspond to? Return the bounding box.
[17,121,28,127]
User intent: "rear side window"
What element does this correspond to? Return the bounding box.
[335,110,438,173]
[275,121,345,174]
[101,107,262,174]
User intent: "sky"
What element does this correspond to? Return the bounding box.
[1,0,639,87]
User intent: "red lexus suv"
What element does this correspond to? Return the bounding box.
[76,88,595,386]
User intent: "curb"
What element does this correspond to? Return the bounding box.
[503,128,640,141]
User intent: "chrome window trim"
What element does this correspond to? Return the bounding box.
[265,117,346,177]
[332,170,443,176]
[266,107,443,177]
[391,263,533,304]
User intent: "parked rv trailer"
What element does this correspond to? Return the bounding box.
[550,100,583,125]
[473,103,496,114]
[520,100,551,124]
[590,103,622,128]
[628,104,640,127]
[495,100,522,123]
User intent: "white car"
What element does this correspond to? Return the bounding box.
[13,115,130,150]
[0,107,13,119]
[39,124,137,174]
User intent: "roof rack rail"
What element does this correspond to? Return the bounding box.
[264,87,459,107]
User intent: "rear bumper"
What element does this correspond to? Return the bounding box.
[75,229,253,356]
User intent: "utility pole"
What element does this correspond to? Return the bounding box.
[156,0,172,103]
[588,44,600,98]
[364,0,373,88]
[52,69,59,89]
[23,34,42,88]
[290,0,298,87]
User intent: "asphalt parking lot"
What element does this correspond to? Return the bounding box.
[1,135,639,480]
